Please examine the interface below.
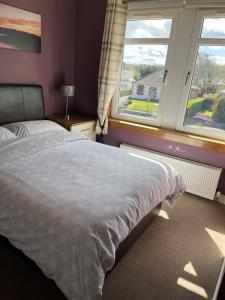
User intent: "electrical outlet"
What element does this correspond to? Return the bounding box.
[168,144,185,154]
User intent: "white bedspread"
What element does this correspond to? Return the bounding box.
[0,131,185,300]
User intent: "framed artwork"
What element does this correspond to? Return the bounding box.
[0,3,41,52]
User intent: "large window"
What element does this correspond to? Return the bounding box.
[113,17,174,126]
[112,6,225,141]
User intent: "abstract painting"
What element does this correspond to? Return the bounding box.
[0,3,41,52]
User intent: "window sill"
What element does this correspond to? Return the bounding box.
[109,118,225,154]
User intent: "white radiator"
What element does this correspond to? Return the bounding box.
[120,143,222,200]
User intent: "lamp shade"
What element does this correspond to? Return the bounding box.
[60,85,75,97]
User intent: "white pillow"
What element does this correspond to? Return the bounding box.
[3,120,66,138]
[0,126,17,142]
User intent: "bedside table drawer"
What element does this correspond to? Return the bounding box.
[71,121,96,141]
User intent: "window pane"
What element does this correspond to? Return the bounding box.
[118,45,168,120]
[183,46,225,133]
[125,19,172,38]
[201,18,225,39]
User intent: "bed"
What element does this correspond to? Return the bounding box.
[0,84,185,300]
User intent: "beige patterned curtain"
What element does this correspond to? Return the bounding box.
[96,0,128,135]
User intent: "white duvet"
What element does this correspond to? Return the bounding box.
[0,131,185,300]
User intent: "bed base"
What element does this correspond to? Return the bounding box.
[0,202,162,298]
[115,202,161,266]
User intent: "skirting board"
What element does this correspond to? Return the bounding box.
[216,194,225,205]
[213,257,225,300]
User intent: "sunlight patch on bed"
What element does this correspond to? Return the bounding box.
[177,277,208,298]
[205,227,225,256]
[158,209,169,220]
[128,153,169,174]
[184,262,197,277]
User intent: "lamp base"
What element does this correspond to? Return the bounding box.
[65,114,70,120]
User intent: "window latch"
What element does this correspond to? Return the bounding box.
[185,71,191,86]
[163,69,168,84]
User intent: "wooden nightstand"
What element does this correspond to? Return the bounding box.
[48,114,96,141]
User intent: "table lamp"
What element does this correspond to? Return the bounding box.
[60,84,75,120]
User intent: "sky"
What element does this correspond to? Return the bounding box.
[125,19,172,39]
[202,18,225,39]
[0,3,41,37]
[124,44,168,65]
[124,18,225,66]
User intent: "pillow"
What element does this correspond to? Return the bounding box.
[0,126,17,142]
[3,120,66,138]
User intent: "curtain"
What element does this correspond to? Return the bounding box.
[96,0,128,135]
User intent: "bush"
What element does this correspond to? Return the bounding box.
[149,98,159,103]
[186,100,204,117]
[213,99,225,123]
[206,84,217,94]
[202,98,213,110]
[200,84,217,96]
[186,98,215,118]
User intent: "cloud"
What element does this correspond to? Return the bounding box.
[202,18,225,38]
[126,19,172,38]
[124,45,168,65]
[210,56,225,65]
[199,46,225,65]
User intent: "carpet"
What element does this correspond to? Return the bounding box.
[103,193,225,300]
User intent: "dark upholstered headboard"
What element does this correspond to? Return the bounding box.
[0,84,45,125]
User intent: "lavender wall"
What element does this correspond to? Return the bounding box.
[0,0,76,116]
[74,0,107,117]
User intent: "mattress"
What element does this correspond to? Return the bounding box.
[0,131,185,299]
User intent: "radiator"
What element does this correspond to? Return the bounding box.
[120,143,222,200]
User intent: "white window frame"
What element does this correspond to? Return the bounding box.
[112,3,225,141]
[176,10,225,141]
[111,10,179,127]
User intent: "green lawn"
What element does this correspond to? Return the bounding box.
[187,97,205,109]
[204,110,213,118]
[124,93,219,116]
[127,100,159,113]
[187,92,219,109]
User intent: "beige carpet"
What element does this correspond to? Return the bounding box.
[103,193,225,300]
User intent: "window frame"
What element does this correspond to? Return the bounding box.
[111,11,179,127]
[176,10,225,141]
[112,5,225,141]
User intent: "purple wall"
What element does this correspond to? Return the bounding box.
[74,0,107,117]
[0,0,76,116]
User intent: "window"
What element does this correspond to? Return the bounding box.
[149,87,157,100]
[112,6,225,141]
[137,84,145,96]
[180,17,225,138]
[113,16,174,124]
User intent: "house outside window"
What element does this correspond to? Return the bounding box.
[112,3,225,141]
